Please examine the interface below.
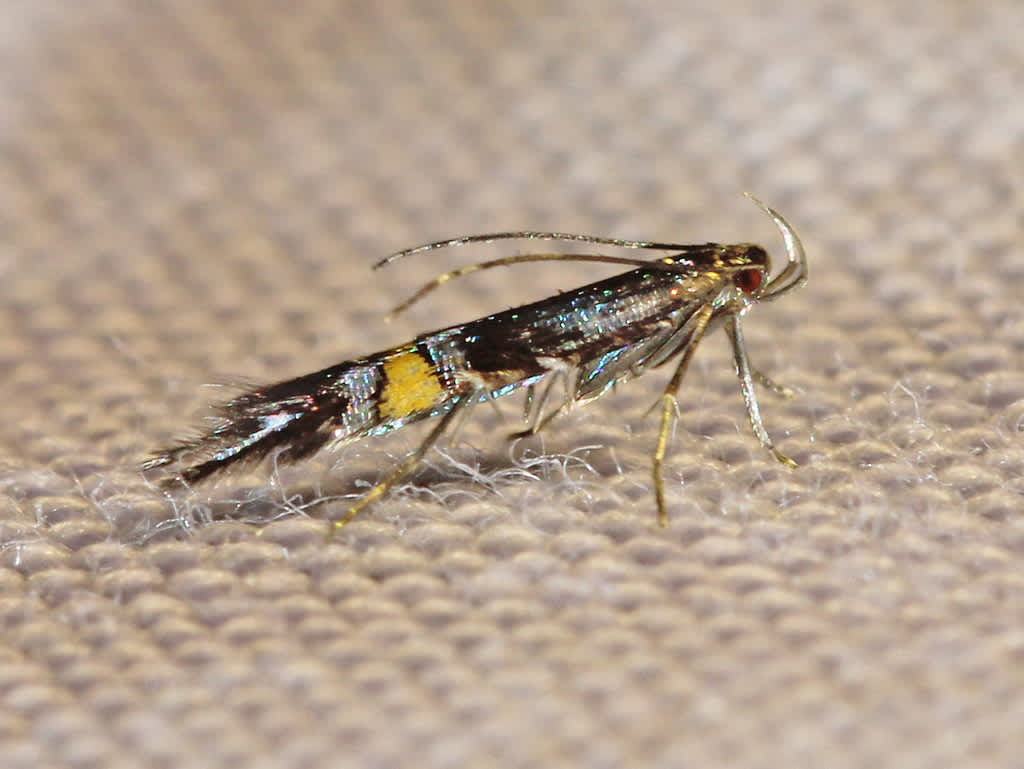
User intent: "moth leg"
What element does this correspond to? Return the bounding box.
[509,369,575,440]
[726,315,797,469]
[448,390,493,447]
[509,402,564,440]
[516,375,560,436]
[752,367,795,399]
[522,384,537,423]
[327,394,475,538]
[652,304,714,527]
[512,370,585,442]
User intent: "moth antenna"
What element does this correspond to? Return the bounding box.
[374,231,693,270]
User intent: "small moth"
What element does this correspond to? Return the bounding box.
[147,194,807,534]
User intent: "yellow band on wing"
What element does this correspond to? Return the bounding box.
[378,349,446,420]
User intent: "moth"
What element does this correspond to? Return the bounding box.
[146,194,807,533]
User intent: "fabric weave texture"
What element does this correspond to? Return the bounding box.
[1,2,1022,767]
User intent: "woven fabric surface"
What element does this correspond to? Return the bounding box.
[2,2,1022,767]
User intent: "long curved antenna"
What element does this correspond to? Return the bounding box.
[374,231,694,270]
[386,252,670,318]
[381,195,805,316]
[744,193,808,301]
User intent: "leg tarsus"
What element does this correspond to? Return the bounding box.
[509,370,573,441]
[726,318,798,469]
[771,446,798,468]
[652,392,679,527]
[508,402,566,441]
[752,367,795,399]
[327,396,472,539]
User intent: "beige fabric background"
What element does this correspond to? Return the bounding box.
[2,2,1023,767]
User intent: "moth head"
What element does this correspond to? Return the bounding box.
[728,244,771,296]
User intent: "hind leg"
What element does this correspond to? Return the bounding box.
[328,395,476,538]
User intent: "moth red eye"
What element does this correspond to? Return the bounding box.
[736,269,763,294]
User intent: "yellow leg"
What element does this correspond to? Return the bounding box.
[327,396,471,539]
[752,367,795,399]
[652,305,713,527]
